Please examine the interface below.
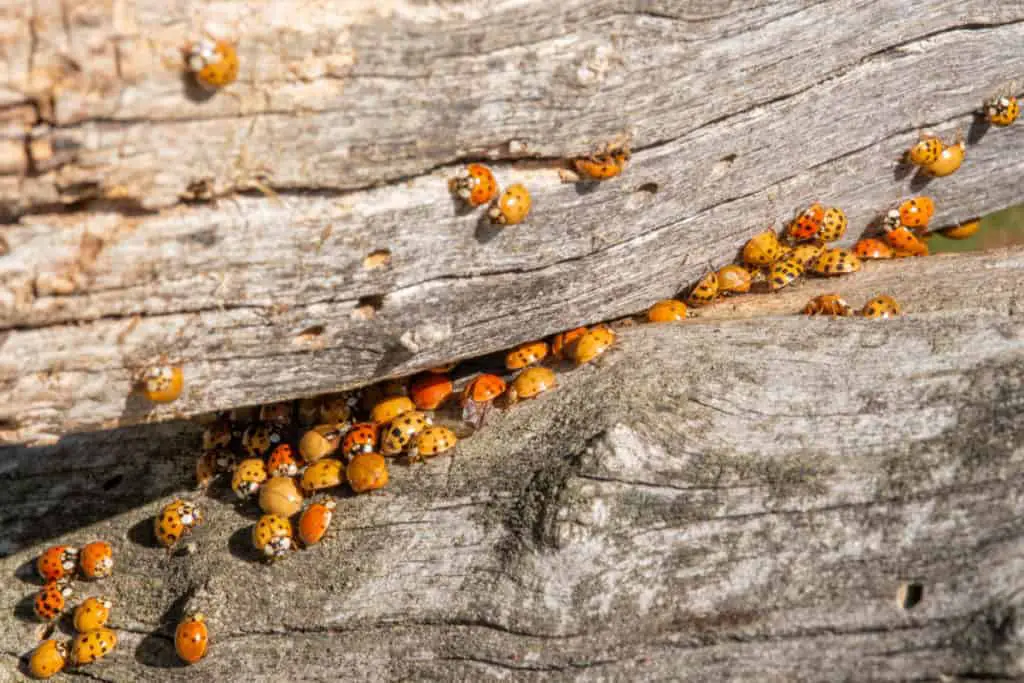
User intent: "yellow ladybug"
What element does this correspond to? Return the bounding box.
[409,426,458,462]
[380,411,432,456]
[252,514,294,561]
[507,367,557,403]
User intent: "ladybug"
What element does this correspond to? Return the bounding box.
[853,238,894,260]
[342,422,380,460]
[767,257,805,292]
[34,581,71,621]
[252,514,294,560]
[141,365,183,403]
[346,452,389,493]
[985,94,1019,127]
[231,458,268,499]
[299,424,344,463]
[370,396,416,425]
[940,219,981,240]
[647,299,688,323]
[381,411,432,455]
[258,402,293,426]
[154,499,204,549]
[267,444,301,477]
[861,295,902,319]
[298,498,336,547]
[29,639,68,679]
[923,135,965,177]
[202,419,233,451]
[505,341,549,370]
[37,545,78,583]
[297,398,322,426]
[461,373,507,426]
[359,379,408,413]
[488,183,531,225]
[715,265,752,295]
[319,393,355,425]
[187,39,239,91]
[70,628,117,666]
[78,541,113,580]
[812,248,862,276]
[448,163,499,207]
[73,596,112,633]
[818,207,847,242]
[175,613,209,664]
[571,144,631,181]
[741,228,785,267]
[572,325,615,365]
[409,426,458,462]
[786,203,824,241]
[788,241,826,268]
[241,422,284,459]
[300,459,345,494]
[551,327,587,360]
[897,196,935,229]
[802,294,852,317]
[906,134,943,166]
[884,220,929,256]
[409,373,454,411]
[258,476,304,517]
[686,272,719,306]
[196,448,235,490]
[507,367,557,403]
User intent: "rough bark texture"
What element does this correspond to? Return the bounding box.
[1,254,1022,679]
[2,1,1024,444]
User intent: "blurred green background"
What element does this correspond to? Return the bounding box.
[929,204,1024,253]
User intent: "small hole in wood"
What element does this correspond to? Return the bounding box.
[363,249,392,270]
[635,182,659,194]
[720,153,737,163]
[294,325,325,344]
[352,295,384,321]
[897,582,924,609]
[102,474,124,491]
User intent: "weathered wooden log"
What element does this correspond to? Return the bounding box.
[1,270,1021,679]
[2,1,1024,444]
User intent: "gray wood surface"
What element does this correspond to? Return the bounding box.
[1,272,1021,680]
[2,1,1023,444]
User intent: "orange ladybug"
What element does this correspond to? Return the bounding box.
[741,228,785,267]
[985,94,1019,127]
[187,39,239,90]
[461,373,506,426]
[300,459,345,494]
[853,238,894,260]
[551,327,587,359]
[346,452,389,493]
[861,295,902,319]
[142,365,184,403]
[37,545,78,583]
[812,248,862,276]
[505,341,549,370]
[488,184,531,225]
[647,299,688,322]
[175,613,209,664]
[686,272,719,306]
[905,134,943,166]
[802,294,852,317]
[342,423,380,460]
[571,144,631,180]
[940,219,981,240]
[409,373,454,411]
[34,581,71,621]
[884,218,929,257]
[78,541,113,580]
[370,396,416,425]
[448,163,499,207]
[267,444,301,478]
[29,639,68,679]
[70,628,117,665]
[786,203,824,241]
[923,133,964,177]
[715,265,752,295]
[507,367,557,403]
[298,498,336,547]
[897,196,935,229]
[299,423,344,463]
[73,596,112,633]
[572,325,615,365]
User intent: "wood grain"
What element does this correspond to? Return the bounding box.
[1,1,1023,444]
[0,304,1021,680]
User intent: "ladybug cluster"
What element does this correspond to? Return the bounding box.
[26,542,118,678]
[801,293,902,319]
